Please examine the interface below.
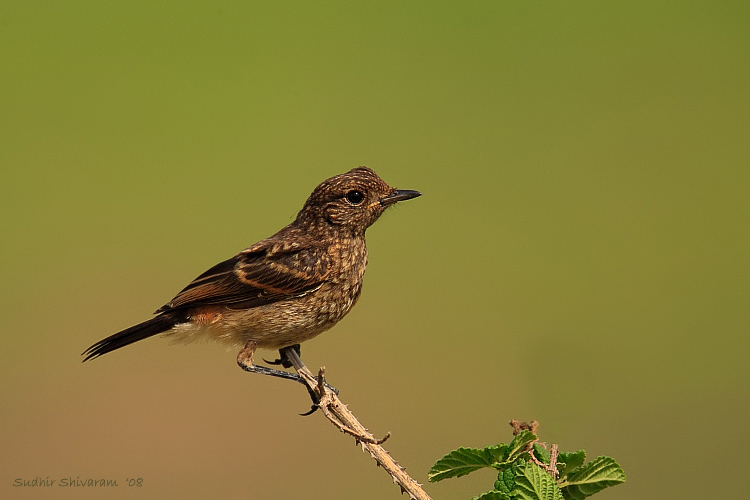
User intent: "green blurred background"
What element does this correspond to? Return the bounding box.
[2,2,748,499]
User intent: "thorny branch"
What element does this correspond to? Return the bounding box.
[281,346,432,500]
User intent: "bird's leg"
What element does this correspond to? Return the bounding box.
[280,345,340,397]
[262,344,300,368]
[237,341,327,415]
[237,341,303,384]
[260,344,339,396]
[238,341,341,415]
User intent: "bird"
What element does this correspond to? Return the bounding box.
[82,166,421,385]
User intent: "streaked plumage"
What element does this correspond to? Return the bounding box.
[83,166,420,364]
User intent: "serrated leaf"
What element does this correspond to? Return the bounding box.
[557,451,585,478]
[473,491,513,500]
[505,430,537,462]
[514,462,564,500]
[533,443,551,464]
[495,467,515,494]
[428,445,507,482]
[485,444,510,463]
[562,456,626,500]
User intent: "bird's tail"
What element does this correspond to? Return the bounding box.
[82,313,186,362]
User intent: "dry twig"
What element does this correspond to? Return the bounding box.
[282,346,432,500]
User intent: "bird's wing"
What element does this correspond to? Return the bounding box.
[156,239,330,313]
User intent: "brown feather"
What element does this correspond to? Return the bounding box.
[85,166,420,359]
[156,237,330,313]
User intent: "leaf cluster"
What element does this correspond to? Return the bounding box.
[428,430,625,500]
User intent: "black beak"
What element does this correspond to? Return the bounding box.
[380,189,422,207]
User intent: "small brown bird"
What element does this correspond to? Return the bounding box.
[83,166,420,383]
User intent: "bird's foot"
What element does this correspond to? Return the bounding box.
[299,370,340,416]
[238,341,305,384]
[238,342,338,415]
[262,344,300,369]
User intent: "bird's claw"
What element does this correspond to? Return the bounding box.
[262,357,285,366]
[263,345,300,368]
[300,404,319,416]
[298,378,339,416]
[300,384,321,416]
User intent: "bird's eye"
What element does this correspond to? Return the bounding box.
[345,190,365,205]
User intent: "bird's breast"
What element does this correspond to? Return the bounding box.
[170,237,370,350]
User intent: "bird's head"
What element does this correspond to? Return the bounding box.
[297,166,421,232]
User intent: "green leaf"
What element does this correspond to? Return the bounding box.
[486,444,509,463]
[504,431,537,462]
[514,462,564,500]
[533,442,551,464]
[473,491,513,500]
[428,445,508,482]
[557,451,585,478]
[495,467,515,494]
[561,456,626,500]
